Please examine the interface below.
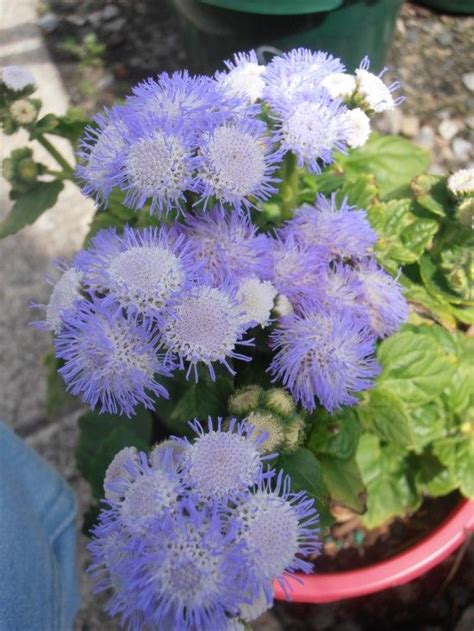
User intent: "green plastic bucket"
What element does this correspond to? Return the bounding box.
[170,0,403,74]
[413,0,474,14]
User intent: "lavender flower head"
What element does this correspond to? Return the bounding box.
[75,226,204,317]
[270,307,380,412]
[160,284,253,381]
[196,114,282,211]
[55,297,171,417]
[178,206,273,285]
[0,65,35,91]
[287,193,377,260]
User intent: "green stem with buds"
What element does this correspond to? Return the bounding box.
[36,134,75,177]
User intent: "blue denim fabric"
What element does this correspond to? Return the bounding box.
[0,422,79,631]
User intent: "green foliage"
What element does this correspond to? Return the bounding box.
[76,407,153,500]
[0,180,63,237]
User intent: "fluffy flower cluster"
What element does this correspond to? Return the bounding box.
[35,190,407,415]
[77,49,402,213]
[89,419,320,631]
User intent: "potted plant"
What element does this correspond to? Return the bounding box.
[1,50,473,628]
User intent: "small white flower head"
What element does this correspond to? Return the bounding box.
[149,439,188,469]
[345,107,371,148]
[448,167,474,197]
[354,58,401,113]
[228,385,264,415]
[273,294,294,318]
[103,447,139,501]
[9,99,37,124]
[197,117,282,211]
[217,50,266,103]
[321,72,356,100]
[160,284,253,381]
[177,418,271,500]
[237,276,278,328]
[246,411,285,454]
[0,65,35,91]
[225,619,246,631]
[44,267,84,334]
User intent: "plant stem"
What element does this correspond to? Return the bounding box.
[279,152,300,220]
[36,134,74,177]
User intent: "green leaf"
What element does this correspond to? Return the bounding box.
[399,218,439,258]
[433,433,474,498]
[339,134,430,199]
[415,451,458,497]
[411,174,452,218]
[157,368,234,433]
[318,455,366,514]
[356,433,421,529]
[307,407,360,461]
[377,329,456,406]
[336,174,378,210]
[400,277,457,329]
[76,407,153,500]
[357,388,413,449]
[0,180,64,238]
[419,254,470,306]
[277,448,333,528]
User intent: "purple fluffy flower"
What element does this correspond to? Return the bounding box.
[269,308,380,412]
[178,206,273,285]
[263,48,345,110]
[270,92,350,173]
[196,114,283,211]
[235,469,320,598]
[286,193,377,260]
[160,284,254,381]
[55,297,170,417]
[109,109,200,216]
[175,417,273,501]
[127,70,238,134]
[354,258,409,338]
[271,231,330,311]
[76,105,129,206]
[75,226,204,317]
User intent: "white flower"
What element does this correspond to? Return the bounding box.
[239,588,272,622]
[9,99,37,124]
[345,107,371,148]
[448,167,474,196]
[219,62,266,103]
[321,72,356,99]
[237,277,278,328]
[273,294,294,318]
[46,268,83,334]
[355,68,395,112]
[1,65,35,91]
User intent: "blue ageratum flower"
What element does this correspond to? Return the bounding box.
[76,105,129,206]
[269,308,380,412]
[55,297,171,417]
[110,109,200,216]
[263,48,345,110]
[215,50,266,103]
[178,206,273,285]
[160,284,254,381]
[30,261,84,334]
[286,193,377,260]
[175,417,273,501]
[235,469,320,599]
[127,70,241,134]
[270,91,350,173]
[271,231,330,311]
[354,258,409,338]
[75,226,204,317]
[196,114,283,211]
[305,261,365,314]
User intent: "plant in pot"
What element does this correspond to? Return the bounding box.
[1,51,473,629]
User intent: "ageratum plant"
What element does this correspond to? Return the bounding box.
[1,50,473,630]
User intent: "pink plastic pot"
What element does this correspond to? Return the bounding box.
[274,499,474,603]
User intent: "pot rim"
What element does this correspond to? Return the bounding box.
[273,498,474,603]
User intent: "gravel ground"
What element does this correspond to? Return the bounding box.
[2,0,473,629]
